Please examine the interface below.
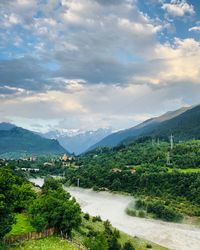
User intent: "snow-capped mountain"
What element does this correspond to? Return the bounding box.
[42,128,112,155]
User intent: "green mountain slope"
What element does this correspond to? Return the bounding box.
[141,105,200,140]
[89,106,195,150]
[0,126,67,157]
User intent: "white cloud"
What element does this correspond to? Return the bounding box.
[1,79,198,132]
[0,0,200,131]
[130,38,200,87]
[162,0,195,17]
[189,26,200,32]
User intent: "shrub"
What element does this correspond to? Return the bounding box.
[122,241,135,250]
[135,199,146,210]
[146,243,152,248]
[84,232,108,250]
[113,228,120,238]
[87,229,98,237]
[147,201,183,222]
[93,186,99,191]
[92,215,102,222]
[126,208,136,217]
[138,210,146,218]
[84,213,90,220]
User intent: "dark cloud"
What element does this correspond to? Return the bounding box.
[94,0,126,5]
[0,57,46,91]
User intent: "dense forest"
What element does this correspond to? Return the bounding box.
[65,138,200,218]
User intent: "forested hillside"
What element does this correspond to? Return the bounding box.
[66,138,200,218]
[90,105,200,150]
[0,127,67,158]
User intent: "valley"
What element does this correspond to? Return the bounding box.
[1,106,200,250]
[1,0,200,249]
[30,178,200,250]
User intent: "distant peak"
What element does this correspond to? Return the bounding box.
[0,122,16,131]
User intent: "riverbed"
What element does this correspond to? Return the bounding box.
[29,178,200,250]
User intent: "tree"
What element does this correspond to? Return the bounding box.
[0,168,17,238]
[29,179,81,237]
[13,183,36,212]
[0,195,15,239]
[108,235,121,250]
[83,213,90,220]
[42,177,62,193]
[122,241,135,250]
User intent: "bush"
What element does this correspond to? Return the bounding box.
[84,232,108,250]
[92,215,102,222]
[138,210,146,218]
[126,208,136,217]
[122,241,135,250]
[84,213,90,220]
[147,201,183,222]
[135,199,146,210]
[146,243,152,248]
[109,235,121,250]
[87,229,98,237]
[93,186,99,191]
[113,228,120,238]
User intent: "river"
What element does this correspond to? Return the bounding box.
[29,178,200,250]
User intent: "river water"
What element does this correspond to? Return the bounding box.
[29,178,200,250]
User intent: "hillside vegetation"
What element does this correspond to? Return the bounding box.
[0,168,166,250]
[90,105,200,150]
[66,138,200,219]
[0,127,66,158]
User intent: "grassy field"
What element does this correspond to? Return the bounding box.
[168,168,200,173]
[8,236,80,250]
[7,214,35,236]
[178,168,200,173]
[5,213,168,250]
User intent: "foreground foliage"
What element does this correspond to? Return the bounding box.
[0,168,168,250]
[0,168,36,239]
[29,177,82,237]
[8,236,79,250]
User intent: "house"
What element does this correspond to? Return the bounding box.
[60,154,69,161]
[130,169,136,174]
[112,168,122,173]
[20,168,39,172]
[43,162,54,167]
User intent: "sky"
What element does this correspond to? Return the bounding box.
[0,0,200,132]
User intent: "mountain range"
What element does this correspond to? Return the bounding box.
[0,124,67,158]
[1,104,200,157]
[42,128,112,155]
[89,105,200,150]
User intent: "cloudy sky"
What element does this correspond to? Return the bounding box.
[0,0,200,132]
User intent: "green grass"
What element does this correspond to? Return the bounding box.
[6,213,168,250]
[168,168,200,173]
[177,168,200,173]
[8,236,79,250]
[7,214,35,236]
